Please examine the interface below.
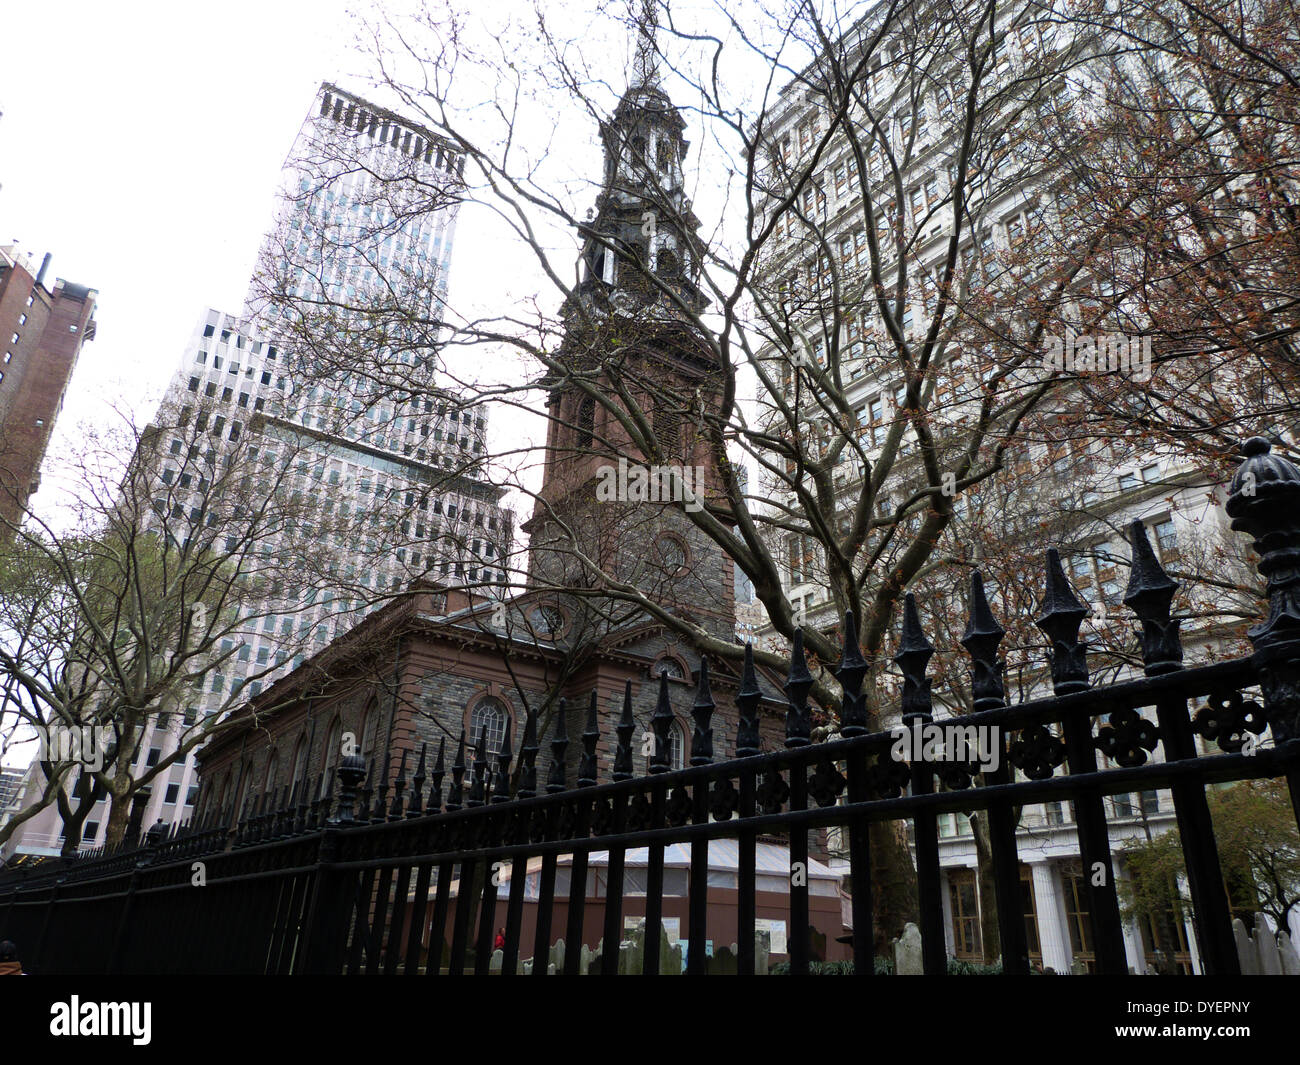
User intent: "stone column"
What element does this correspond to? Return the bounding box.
[1030,861,1071,972]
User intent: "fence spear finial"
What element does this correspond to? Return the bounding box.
[1036,548,1090,695]
[784,627,813,747]
[836,610,869,735]
[691,657,715,764]
[961,573,1006,711]
[736,642,762,757]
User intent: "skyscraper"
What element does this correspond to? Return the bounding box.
[2,83,511,859]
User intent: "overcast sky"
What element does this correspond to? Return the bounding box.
[1,0,784,535]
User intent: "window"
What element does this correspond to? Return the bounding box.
[1140,463,1160,483]
[1118,472,1139,492]
[1020,866,1042,964]
[1153,519,1177,557]
[668,721,685,771]
[947,868,981,959]
[576,395,595,447]
[788,534,816,585]
[1061,866,1096,972]
[468,698,509,762]
[165,783,181,804]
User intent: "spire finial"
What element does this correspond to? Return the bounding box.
[632,0,660,87]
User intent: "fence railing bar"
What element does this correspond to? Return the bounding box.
[501,850,528,977]
[403,862,433,974]
[426,861,452,975]
[531,850,558,977]
[386,863,414,975]
[447,857,478,975]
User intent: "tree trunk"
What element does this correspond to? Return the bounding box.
[869,821,919,955]
[970,812,1001,966]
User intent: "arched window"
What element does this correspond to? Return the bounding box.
[290,734,309,798]
[263,749,279,796]
[233,758,253,821]
[215,770,231,818]
[654,656,685,680]
[320,716,342,798]
[669,721,685,771]
[576,395,595,447]
[359,700,379,763]
[469,698,510,763]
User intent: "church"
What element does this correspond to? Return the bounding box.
[194,19,789,819]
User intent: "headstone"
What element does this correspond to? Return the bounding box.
[1069,959,1087,975]
[1278,930,1300,976]
[809,927,827,963]
[754,934,770,974]
[707,945,738,974]
[1233,918,1258,975]
[489,948,503,974]
[894,922,923,975]
[550,938,565,973]
[660,924,683,974]
[1256,913,1281,975]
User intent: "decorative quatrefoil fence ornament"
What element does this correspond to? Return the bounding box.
[1192,689,1269,753]
[709,778,738,821]
[809,757,847,807]
[1095,707,1161,767]
[756,766,790,814]
[1008,724,1067,780]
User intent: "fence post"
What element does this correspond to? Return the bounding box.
[298,753,366,975]
[1227,438,1300,831]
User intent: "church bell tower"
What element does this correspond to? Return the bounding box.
[524,1,737,647]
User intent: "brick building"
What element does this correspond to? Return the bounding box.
[0,244,97,528]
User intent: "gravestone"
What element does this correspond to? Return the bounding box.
[894,923,923,975]
[1234,913,1300,975]
[1069,959,1087,975]
[706,945,738,974]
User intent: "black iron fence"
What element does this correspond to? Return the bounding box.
[3,437,1299,975]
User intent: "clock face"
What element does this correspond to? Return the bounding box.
[656,536,687,572]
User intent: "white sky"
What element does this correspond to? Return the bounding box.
[0,0,786,537]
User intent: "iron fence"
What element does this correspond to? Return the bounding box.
[2,437,1299,975]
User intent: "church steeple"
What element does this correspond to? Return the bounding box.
[631,0,661,89]
[572,0,707,319]
[525,0,735,646]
